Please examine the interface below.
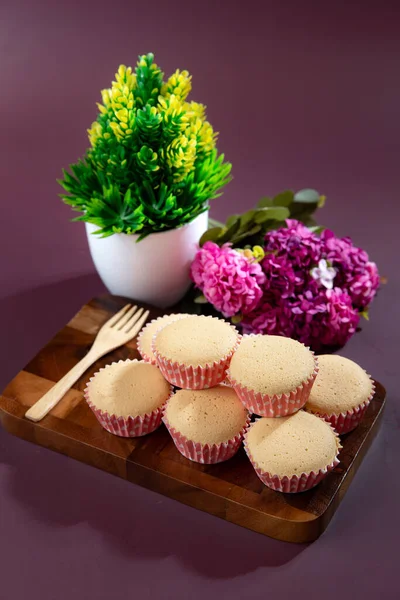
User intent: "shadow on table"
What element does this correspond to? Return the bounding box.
[0,276,306,578]
[0,273,105,389]
[0,426,306,578]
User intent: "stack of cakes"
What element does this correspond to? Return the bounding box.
[151,314,249,463]
[84,312,374,494]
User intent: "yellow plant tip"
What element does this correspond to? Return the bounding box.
[231,314,243,324]
[162,69,192,101]
[318,194,326,208]
[118,64,127,77]
[116,108,128,122]
[97,103,107,114]
[194,294,208,304]
[101,88,111,105]
[252,245,265,261]
[87,121,103,147]
[188,101,206,120]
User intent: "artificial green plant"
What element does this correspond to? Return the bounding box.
[59,53,232,239]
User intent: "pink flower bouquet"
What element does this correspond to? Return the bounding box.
[191,219,379,352]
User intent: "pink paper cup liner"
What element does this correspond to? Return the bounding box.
[307,380,375,434]
[227,356,319,417]
[137,314,191,365]
[153,318,240,390]
[244,420,342,493]
[163,411,251,464]
[84,359,174,438]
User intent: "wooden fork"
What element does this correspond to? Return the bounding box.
[25,304,149,422]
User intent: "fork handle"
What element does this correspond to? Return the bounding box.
[25,350,99,422]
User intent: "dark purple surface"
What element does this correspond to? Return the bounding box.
[1,1,399,598]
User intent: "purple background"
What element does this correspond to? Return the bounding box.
[1,1,399,598]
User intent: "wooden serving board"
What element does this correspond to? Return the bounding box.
[0,295,386,543]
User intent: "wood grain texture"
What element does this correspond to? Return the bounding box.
[0,294,386,543]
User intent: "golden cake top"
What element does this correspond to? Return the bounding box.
[153,315,239,367]
[246,411,340,477]
[164,385,248,445]
[138,313,190,362]
[87,360,171,417]
[306,354,373,415]
[228,335,316,395]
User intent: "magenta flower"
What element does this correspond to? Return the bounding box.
[190,241,266,317]
[320,229,380,309]
[265,219,322,270]
[242,285,360,351]
[241,292,294,337]
[191,220,379,352]
[287,286,360,351]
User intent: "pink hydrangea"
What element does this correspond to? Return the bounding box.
[190,241,266,317]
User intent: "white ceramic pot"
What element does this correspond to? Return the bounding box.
[85,211,208,308]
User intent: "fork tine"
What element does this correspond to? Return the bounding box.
[105,304,131,328]
[116,305,138,329]
[124,310,150,337]
[121,307,144,332]
[129,310,150,337]
[126,310,150,335]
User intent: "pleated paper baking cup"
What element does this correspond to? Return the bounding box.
[137,313,191,365]
[307,379,375,435]
[227,357,319,417]
[163,411,251,464]
[244,421,342,493]
[84,360,173,438]
[152,318,241,389]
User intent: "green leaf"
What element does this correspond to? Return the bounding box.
[199,227,223,246]
[231,225,262,245]
[272,190,294,207]
[217,219,241,244]
[225,214,239,228]
[254,206,290,224]
[289,202,318,219]
[194,294,208,304]
[240,209,257,227]
[294,188,320,204]
[257,196,273,208]
[308,225,325,234]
